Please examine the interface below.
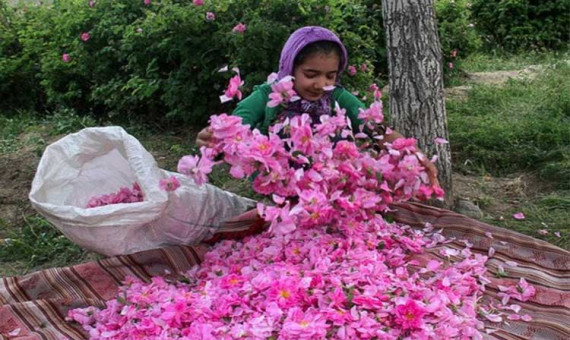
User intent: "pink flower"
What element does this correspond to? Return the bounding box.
[86,183,143,208]
[143,0,151,5]
[193,0,204,5]
[347,65,357,76]
[449,62,454,69]
[62,53,71,62]
[177,148,215,185]
[159,175,180,192]
[80,32,90,42]
[358,101,383,124]
[368,83,382,101]
[220,74,244,103]
[360,63,367,72]
[267,77,299,107]
[512,212,525,220]
[451,49,458,58]
[232,23,247,34]
[394,299,426,330]
[282,308,328,339]
[209,113,247,139]
[497,278,536,304]
[88,1,95,7]
[206,12,215,21]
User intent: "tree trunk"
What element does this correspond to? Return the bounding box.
[382,0,453,205]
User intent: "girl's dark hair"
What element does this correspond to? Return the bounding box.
[293,40,343,68]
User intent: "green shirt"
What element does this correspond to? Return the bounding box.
[232,83,365,134]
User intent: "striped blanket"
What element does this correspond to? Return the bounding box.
[1,203,568,339]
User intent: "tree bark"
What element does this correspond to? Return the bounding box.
[382,0,453,205]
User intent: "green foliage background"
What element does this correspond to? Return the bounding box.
[0,0,487,125]
[471,0,570,51]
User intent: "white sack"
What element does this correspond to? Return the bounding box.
[29,126,255,256]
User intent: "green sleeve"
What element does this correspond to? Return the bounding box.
[232,84,271,128]
[332,87,366,129]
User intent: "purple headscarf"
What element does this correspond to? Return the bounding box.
[277,26,348,80]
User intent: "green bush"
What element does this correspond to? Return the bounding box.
[2,0,538,125]
[471,0,570,51]
[447,61,570,188]
[0,0,386,125]
[435,0,482,79]
[0,2,45,112]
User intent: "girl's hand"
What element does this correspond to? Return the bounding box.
[416,151,439,187]
[196,127,215,148]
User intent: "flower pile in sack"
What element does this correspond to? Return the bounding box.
[86,182,143,208]
[68,77,534,339]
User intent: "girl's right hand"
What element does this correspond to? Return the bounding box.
[196,127,214,148]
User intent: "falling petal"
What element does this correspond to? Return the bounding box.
[537,229,549,235]
[218,65,229,72]
[266,72,278,83]
[488,247,495,257]
[219,94,232,103]
[554,231,561,238]
[434,137,449,145]
[505,261,518,267]
[485,232,494,239]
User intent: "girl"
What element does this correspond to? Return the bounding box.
[196,26,438,185]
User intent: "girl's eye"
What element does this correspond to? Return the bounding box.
[327,74,336,80]
[304,73,317,79]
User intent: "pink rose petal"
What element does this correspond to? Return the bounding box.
[512,212,525,220]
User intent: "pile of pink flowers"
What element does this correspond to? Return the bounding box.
[69,81,535,339]
[68,221,534,339]
[85,183,143,208]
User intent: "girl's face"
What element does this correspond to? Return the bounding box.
[293,52,340,101]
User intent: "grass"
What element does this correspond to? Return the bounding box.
[445,50,569,87]
[481,192,570,250]
[0,109,99,153]
[0,216,92,276]
[461,51,570,72]
[459,50,569,73]
[447,60,570,184]
[446,57,569,249]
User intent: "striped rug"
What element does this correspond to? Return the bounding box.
[1,203,568,339]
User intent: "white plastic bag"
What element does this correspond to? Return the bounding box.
[29,126,255,256]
